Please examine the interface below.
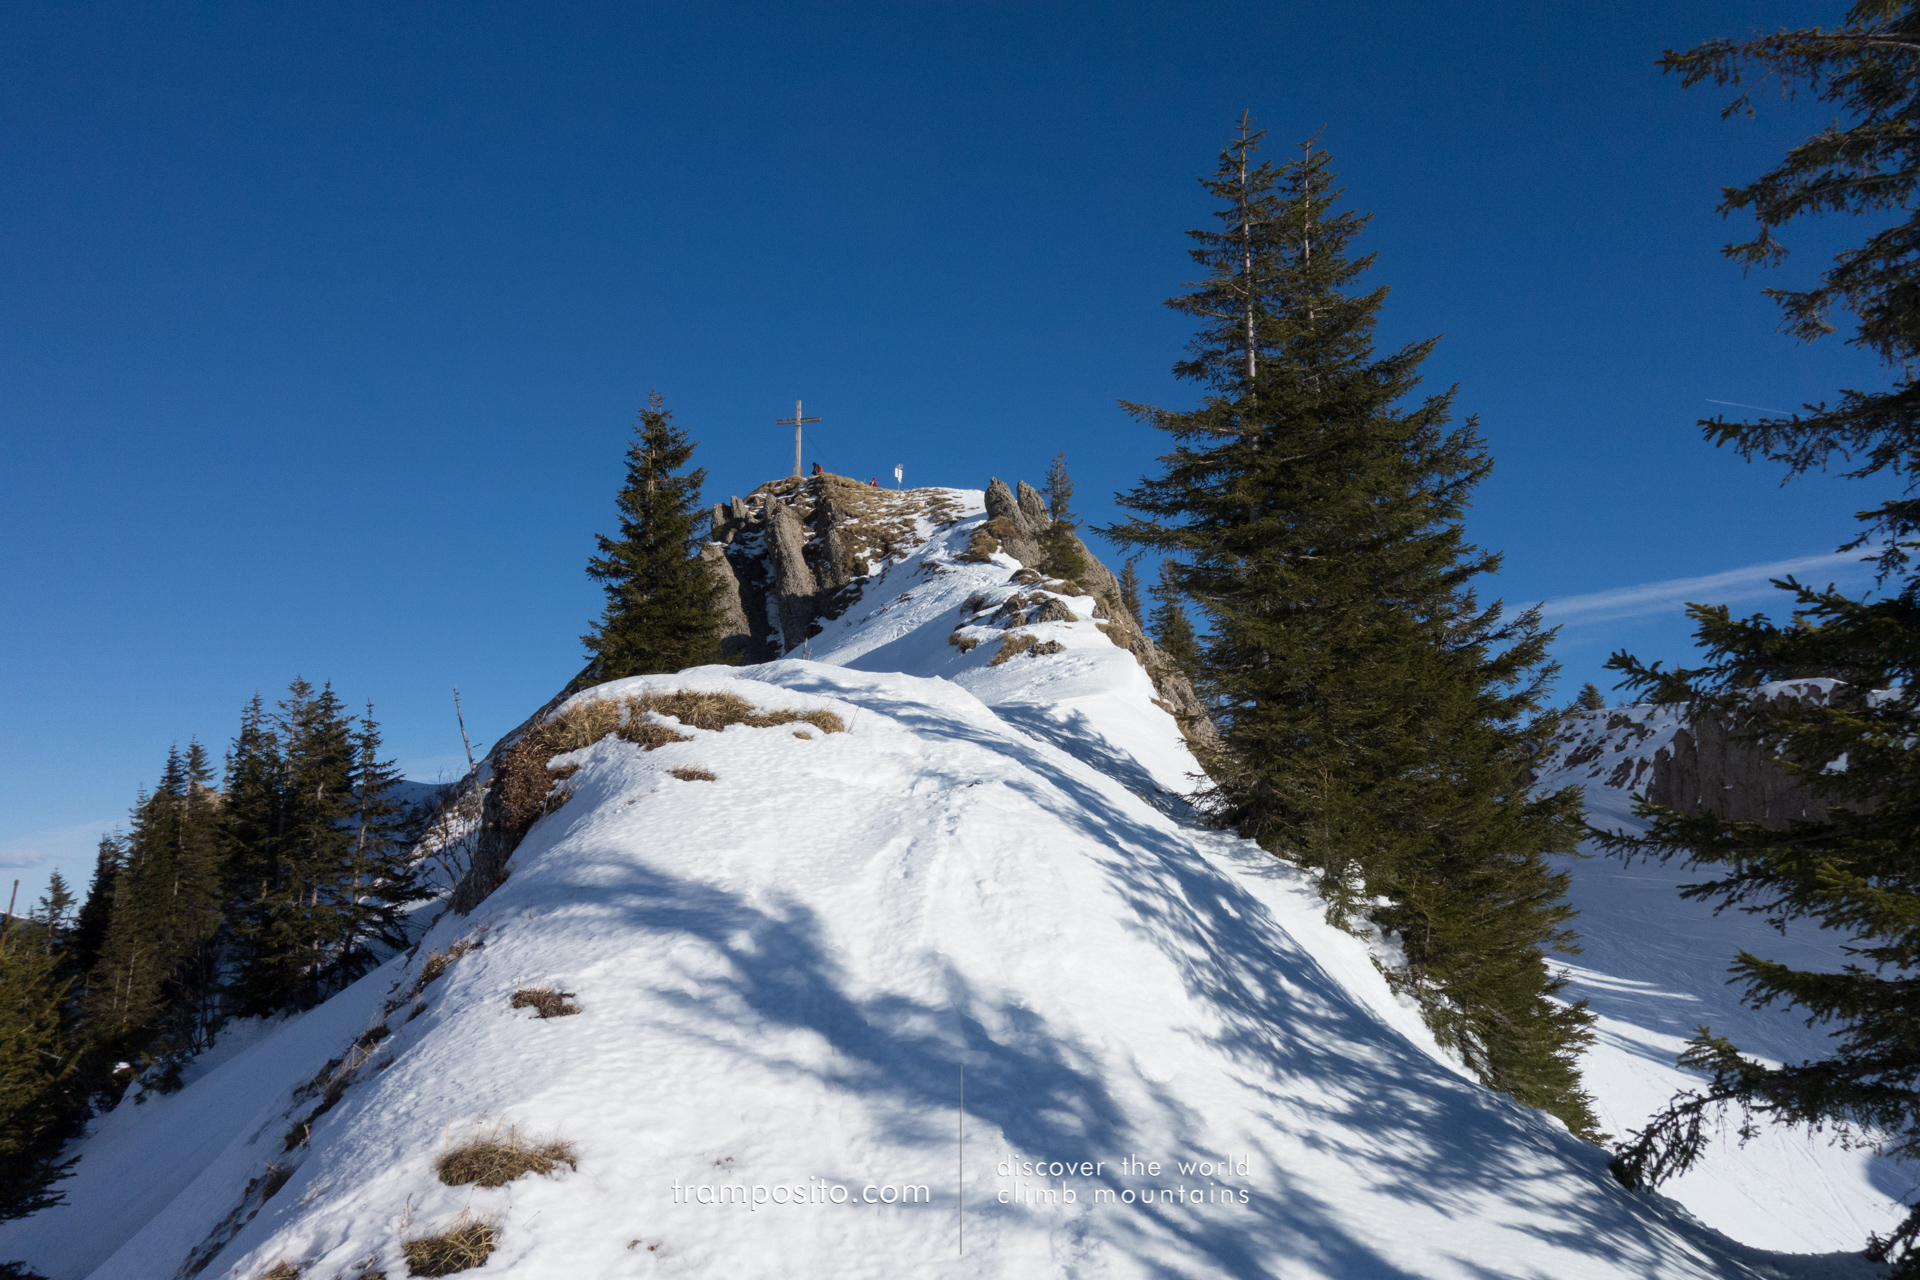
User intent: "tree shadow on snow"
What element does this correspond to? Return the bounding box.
[534,667,1802,1279]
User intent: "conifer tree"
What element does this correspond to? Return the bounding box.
[83,743,224,1075]
[334,704,416,989]
[66,837,121,996]
[1107,118,1595,1133]
[231,680,357,1013]
[30,876,73,957]
[1039,452,1092,583]
[582,392,725,681]
[220,691,282,1004]
[1119,558,1144,625]
[1603,8,1920,1268]
[1148,561,1201,672]
[1575,682,1606,712]
[0,908,72,1220]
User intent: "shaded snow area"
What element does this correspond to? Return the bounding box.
[2,493,1889,1279]
[1536,707,1912,1255]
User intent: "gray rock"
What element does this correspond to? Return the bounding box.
[1647,688,1856,826]
[766,498,819,651]
[984,478,1022,525]
[1028,596,1078,624]
[702,543,754,654]
[1015,481,1050,532]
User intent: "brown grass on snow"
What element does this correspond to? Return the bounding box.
[669,766,717,781]
[496,691,843,826]
[510,987,579,1018]
[402,1215,499,1277]
[438,1128,578,1188]
[989,633,1038,666]
[416,940,477,993]
[257,1262,300,1280]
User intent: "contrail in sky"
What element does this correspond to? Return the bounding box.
[1705,398,1795,415]
[1540,550,1871,625]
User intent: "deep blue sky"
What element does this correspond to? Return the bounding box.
[1,0,1893,897]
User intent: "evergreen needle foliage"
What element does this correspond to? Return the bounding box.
[1106,115,1595,1134]
[0,909,74,1220]
[1040,452,1093,583]
[583,392,726,681]
[1119,558,1144,624]
[1604,6,1920,1268]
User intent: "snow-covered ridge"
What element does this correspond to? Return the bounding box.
[0,488,1888,1279]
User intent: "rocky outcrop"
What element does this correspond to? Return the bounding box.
[1016,480,1049,528]
[448,469,1216,915]
[701,544,762,664]
[1646,684,1858,826]
[982,477,1045,566]
[765,498,820,650]
[704,474,965,655]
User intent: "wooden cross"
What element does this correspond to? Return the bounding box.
[775,399,820,478]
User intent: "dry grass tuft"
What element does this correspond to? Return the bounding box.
[354,1025,389,1051]
[402,1216,499,1277]
[792,730,812,740]
[958,527,1000,562]
[961,592,990,614]
[949,630,981,653]
[416,940,476,992]
[495,691,843,821]
[257,1262,300,1280]
[510,987,580,1018]
[618,719,693,751]
[1032,640,1066,655]
[632,689,757,730]
[990,633,1039,666]
[437,1129,578,1188]
[670,766,717,781]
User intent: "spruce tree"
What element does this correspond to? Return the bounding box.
[582,392,725,681]
[0,909,72,1220]
[1148,561,1202,672]
[1106,118,1595,1133]
[220,691,282,1008]
[1119,558,1144,624]
[83,743,224,1077]
[66,837,121,997]
[1603,8,1920,1269]
[30,876,73,958]
[334,704,416,989]
[1039,452,1092,583]
[232,680,358,1013]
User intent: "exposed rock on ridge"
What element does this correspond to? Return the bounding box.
[450,471,1213,916]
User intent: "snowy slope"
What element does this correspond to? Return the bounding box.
[1535,707,1912,1253]
[0,489,1887,1279]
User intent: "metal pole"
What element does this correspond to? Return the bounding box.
[793,399,803,478]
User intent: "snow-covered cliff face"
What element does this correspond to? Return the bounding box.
[0,493,1892,1280]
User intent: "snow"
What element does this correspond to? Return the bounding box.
[1536,706,1912,1254]
[0,491,1893,1279]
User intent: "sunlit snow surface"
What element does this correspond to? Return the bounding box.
[0,493,1889,1278]
[1536,707,1911,1255]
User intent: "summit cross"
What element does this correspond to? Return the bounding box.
[776,399,821,478]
